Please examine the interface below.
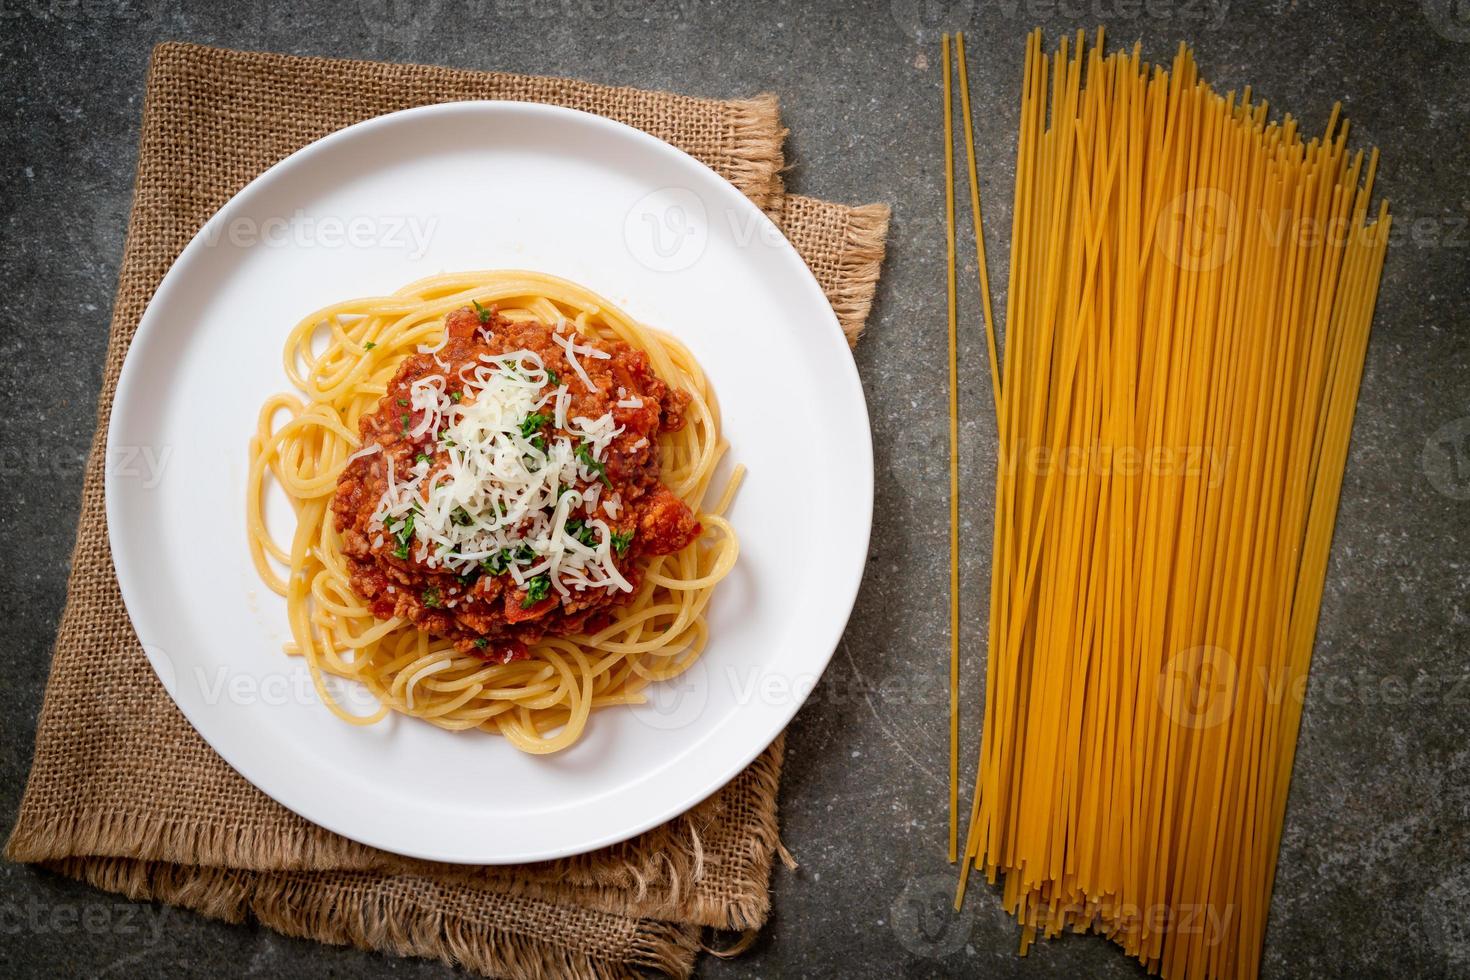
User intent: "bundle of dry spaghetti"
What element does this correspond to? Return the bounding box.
[957,29,1391,979]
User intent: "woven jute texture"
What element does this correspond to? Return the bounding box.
[6,43,890,979]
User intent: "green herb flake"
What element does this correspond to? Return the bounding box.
[472,299,492,325]
[473,637,489,649]
[397,398,409,407]
[519,412,551,439]
[481,543,534,576]
[422,587,443,608]
[388,511,416,561]
[450,391,462,402]
[576,442,612,488]
[547,369,560,386]
[611,529,635,556]
[520,574,552,608]
[564,518,599,548]
[363,341,377,350]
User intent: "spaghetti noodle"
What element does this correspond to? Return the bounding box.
[958,30,1391,979]
[248,270,739,754]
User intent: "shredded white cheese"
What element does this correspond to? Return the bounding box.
[345,442,381,464]
[551,330,611,393]
[371,347,631,598]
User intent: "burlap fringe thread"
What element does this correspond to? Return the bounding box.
[49,856,703,980]
[7,736,788,934]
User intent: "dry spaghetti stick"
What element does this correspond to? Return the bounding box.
[955,31,1002,418]
[943,32,962,865]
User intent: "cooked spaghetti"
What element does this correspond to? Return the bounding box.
[956,30,1391,980]
[248,271,739,754]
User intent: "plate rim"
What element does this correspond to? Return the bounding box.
[104,99,874,864]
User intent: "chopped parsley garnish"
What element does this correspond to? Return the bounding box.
[520,573,551,608]
[576,442,612,487]
[480,544,533,576]
[397,398,409,407]
[519,412,551,439]
[473,637,489,649]
[611,529,635,556]
[388,511,416,561]
[399,413,411,433]
[451,506,473,526]
[529,435,546,452]
[472,299,492,325]
[415,452,433,465]
[421,587,443,608]
[547,369,560,386]
[363,341,376,350]
[564,518,599,548]
[450,390,462,402]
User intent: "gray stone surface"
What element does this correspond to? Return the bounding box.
[1,0,1467,977]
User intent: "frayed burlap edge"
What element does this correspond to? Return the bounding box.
[7,735,785,932]
[45,857,702,980]
[726,94,786,215]
[829,203,891,346]
[142,41,787,216]
[776,196,892,346]
[472,735,786,931]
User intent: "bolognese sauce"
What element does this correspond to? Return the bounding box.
[330,305,701,663]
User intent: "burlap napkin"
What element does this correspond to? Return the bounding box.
[6,43,889,979]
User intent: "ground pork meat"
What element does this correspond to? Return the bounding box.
[330,307,702,663]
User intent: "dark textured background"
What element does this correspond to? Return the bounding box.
[2,0,1468,976]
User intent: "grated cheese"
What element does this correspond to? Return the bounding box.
[371,347,631,599]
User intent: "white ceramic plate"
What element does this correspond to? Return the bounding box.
[105,101,872,864]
